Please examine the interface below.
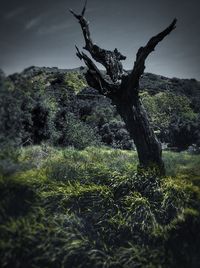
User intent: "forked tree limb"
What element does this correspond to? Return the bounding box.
[75,46,119,96]
[69,1,93,51]
[81,0,87,16]
[70,1,126,82]
[127,19,177,96]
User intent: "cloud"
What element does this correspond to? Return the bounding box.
[25,16,43,30]
[4,7,26,20]
[37,22,73,35]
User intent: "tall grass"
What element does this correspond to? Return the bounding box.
[0,146,200,267]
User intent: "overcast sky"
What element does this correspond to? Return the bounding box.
[0,0,200,79]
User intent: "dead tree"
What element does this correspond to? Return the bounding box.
[70,1,177,174]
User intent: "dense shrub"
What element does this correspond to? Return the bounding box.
[141,91,200,149]
[62,72,87,93]
[78,87,134,149]
[55,114,101,149]
[0,79,23,147]
[100,121,134,149]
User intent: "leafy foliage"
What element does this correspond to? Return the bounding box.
[141,91,200,149]
[56,114,101,149]
[62,71,87,93]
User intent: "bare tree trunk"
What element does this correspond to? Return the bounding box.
[70,1,177,174]
[116,99,164,173]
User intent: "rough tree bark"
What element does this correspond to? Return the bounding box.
[70,1,177,174]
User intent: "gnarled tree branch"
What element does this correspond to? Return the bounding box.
[70,1,126,82]
[127,19,177,96]
[75,46,119,97]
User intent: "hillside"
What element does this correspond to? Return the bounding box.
[1,66,200,152]
[140,72,200,113]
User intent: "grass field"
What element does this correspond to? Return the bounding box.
[0,146,200,267]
